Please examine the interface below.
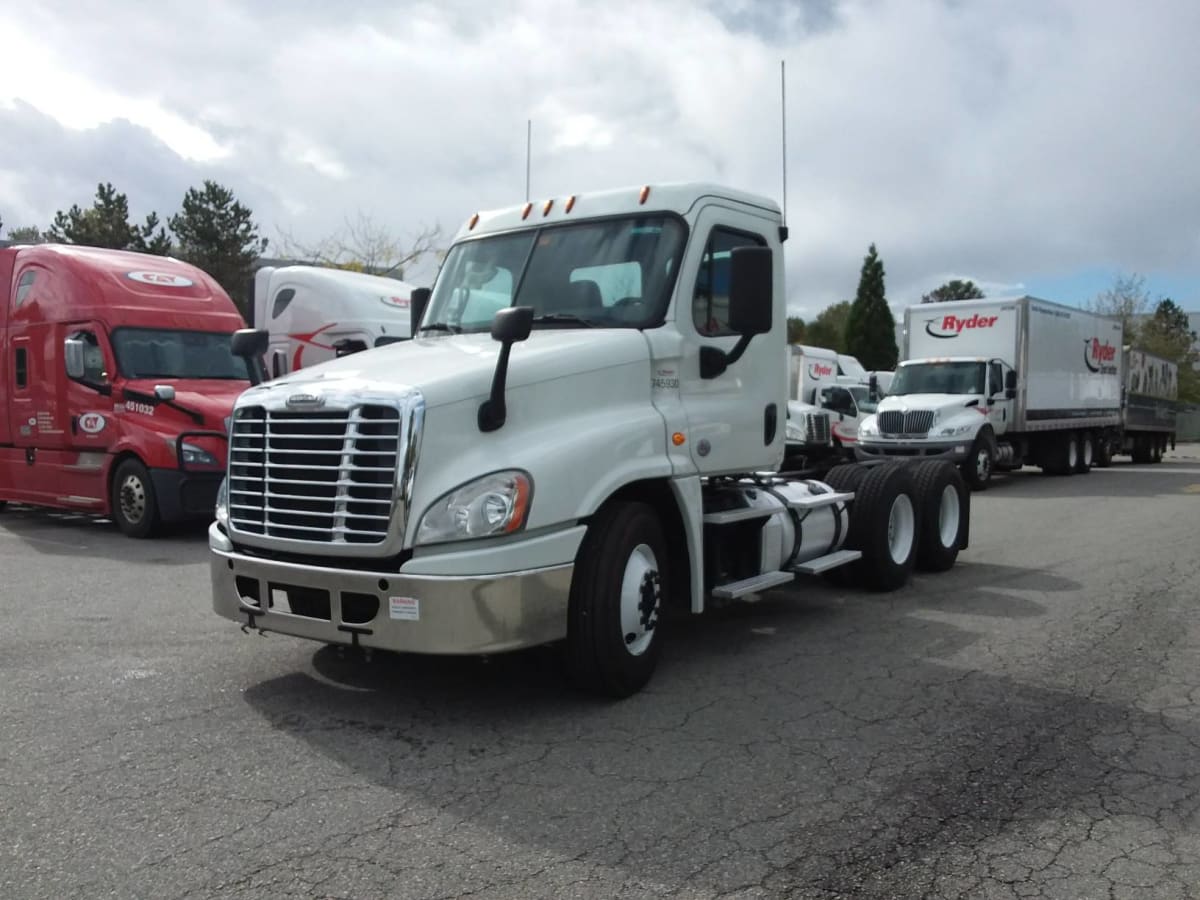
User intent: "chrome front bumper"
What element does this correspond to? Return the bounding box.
[854,438,971,461]
[209,523,573,655]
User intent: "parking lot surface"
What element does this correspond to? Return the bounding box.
[3,455,1200,899]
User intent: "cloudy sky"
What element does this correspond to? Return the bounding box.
[1,0,1197,319]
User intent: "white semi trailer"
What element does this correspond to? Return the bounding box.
[216,183,972,697]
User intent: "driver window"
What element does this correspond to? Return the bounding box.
[989,361,1004,395]
[69,331,108,383]
[693,227,766,337]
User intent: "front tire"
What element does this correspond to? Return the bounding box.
[961,433,994,491]
[111,458,160,539]
[566,501,667,698]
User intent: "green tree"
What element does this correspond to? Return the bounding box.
[47,182,170,254]
[1139,298,1200,402]
[786,316,806,344]
[805,300,852,352]
[844,243,898,370]
[169,181,267,310]
[921,279,985,303]
[6,225,46,243]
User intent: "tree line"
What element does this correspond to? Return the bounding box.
[1,183,443,316]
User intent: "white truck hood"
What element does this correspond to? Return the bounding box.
[876,393,983,415]
[249,329,650,408]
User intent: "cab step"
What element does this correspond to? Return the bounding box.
[790,549,862,575]
[711,570,795,600]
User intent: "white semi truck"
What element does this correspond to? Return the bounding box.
[252,265,420,378]
[215,183,971,697]
[855,296,1126,489]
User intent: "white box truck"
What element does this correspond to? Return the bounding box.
[215,183,974,698]
[253,265,420,378]
[855,296,1124,489]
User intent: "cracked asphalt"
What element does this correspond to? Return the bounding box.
[3,450,1200,899]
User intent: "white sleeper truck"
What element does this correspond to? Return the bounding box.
[215,183,971,697]
[253,265,420,378]
[855,296,1124,489]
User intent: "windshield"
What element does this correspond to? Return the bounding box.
[112,328,250,380]
[889,361,985,396]
[848,385,879,413]
[421,215,687,332]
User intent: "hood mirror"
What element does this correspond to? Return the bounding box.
[153,384,176,402]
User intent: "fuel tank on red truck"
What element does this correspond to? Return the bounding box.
[0,244,261,536]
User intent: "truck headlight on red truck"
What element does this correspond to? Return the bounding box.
[181,442,219,466]
[416,470,533,545]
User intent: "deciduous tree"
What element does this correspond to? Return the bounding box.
[921,279,985,303]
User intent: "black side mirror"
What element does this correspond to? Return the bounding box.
[1005,369,1017,399]
[410,287,432,336]
[478,306,534,432]
[701,246,773,379]
[868,374,879,402]
[231,328,269,386]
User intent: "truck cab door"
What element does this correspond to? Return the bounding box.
[62,325,118,454]
[667,205,785,475]
[986,358,1012,432]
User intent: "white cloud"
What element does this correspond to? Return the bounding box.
[1,0,1198,313]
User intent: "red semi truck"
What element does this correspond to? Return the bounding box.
[0,244,260,536]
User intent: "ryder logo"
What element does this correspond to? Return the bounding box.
[925,313,999,339]
[808,362,834,379]
[1084,338,1118,375]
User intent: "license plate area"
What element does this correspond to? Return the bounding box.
[268,582,332,621]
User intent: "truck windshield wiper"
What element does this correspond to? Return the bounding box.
[529,313,598,328]
[418,322,462,334]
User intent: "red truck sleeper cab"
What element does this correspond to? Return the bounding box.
[0,244,258,537]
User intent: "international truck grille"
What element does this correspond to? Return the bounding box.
[805,413,830,444]
[227,404,401,543]
[878,409,936,436]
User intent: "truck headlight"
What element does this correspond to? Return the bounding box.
[215,476,229,528]
[416,470,533,546]
[181,442,219,466]
[858,416,880,438]
[786,421,805,441]
[938,423,975,436]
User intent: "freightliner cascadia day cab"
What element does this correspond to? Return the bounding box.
[0,244,259,536]
[253,265,420,378]
[212,183,973,697]
[855,296,1124,490]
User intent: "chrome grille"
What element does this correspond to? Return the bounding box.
[805,413,830,444]
[227,404,401,544]
[878,409,935,436]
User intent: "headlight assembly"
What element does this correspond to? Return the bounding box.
[416,470,532,546]
[215,476,229,528]
[181,442,219,466]
[858,417,880,438]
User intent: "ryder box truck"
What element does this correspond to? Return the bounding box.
[211,183,975,697]
[855,296,1124,489]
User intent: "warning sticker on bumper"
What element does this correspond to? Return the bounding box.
[389,596,420,621]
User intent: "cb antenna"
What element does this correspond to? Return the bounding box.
[779,59,789,243]
[525,119,532,202]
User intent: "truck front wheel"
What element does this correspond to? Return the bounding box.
[111,458,160,539]
[962,433,994,491]
[566,501,667,698]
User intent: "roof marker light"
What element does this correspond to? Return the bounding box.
[543,198,554,216]
[468,213,480,230]
[521,202,532,220]
[565,195,576,213]
[639,185,651,205]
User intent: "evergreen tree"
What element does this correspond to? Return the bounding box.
[169,181,267,311]
[47,182,170,254]
[845,244,898,370]
[921,279,985,303]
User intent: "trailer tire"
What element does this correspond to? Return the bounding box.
[1151,438,1164,464]
[1075,432,1094,474]
[912,460,969,572]
[843,463,918,592]
[818,464,871,586]
[1131,437,1150,464]
[1094,436,1113,468]
[1043,433,1077,476]
[565,501,667,698]
[111,458,160,539]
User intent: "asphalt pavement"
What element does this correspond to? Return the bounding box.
[3,452,1200,899]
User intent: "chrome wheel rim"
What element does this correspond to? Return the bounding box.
[620,543,660,656]
[938,484,960,549]
[887,494,916,565]
[975,448,991,481]
[119,474,146,524]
